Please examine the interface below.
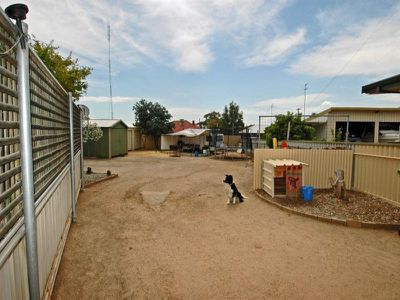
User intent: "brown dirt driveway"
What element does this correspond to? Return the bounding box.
[52,151,400,300]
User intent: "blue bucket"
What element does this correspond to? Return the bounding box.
[301,186,314,202]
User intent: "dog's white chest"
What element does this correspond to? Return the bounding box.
[224,183,233,197]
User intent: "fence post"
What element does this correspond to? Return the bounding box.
[69,93,77,221]
[80,110,84,189]
[17,22,41,300]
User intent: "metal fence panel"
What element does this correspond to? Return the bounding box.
[73,105,81,154]
[353,144,400,204]
[29,52,70,201]
[0,10,82,241]
[0,13,22,241]
[254,149,353,190]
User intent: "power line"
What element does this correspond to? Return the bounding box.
[314,9,398,101]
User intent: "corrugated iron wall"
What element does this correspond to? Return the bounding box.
[254,149,353,190]
[353,144,400,204]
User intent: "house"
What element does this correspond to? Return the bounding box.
[84,119,128,158]
[172,119,198,133]
[306,107,400,143]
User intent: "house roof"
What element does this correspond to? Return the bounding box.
[172,120,198,133]
[305,107,400,123]
[362,74,400,94]
[89,119,129,128]
[310,106,400,116]
[167,128,209,137]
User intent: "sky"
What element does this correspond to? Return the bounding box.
[3,0,400,127]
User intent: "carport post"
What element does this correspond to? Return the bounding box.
[345,116,349,143]
[69,92,77,221]
[17,22,40,300]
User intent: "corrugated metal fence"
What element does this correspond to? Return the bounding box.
[353,144,400,204]
[253,149,353,190]
[254,143,400,205]
[0,9,82,300]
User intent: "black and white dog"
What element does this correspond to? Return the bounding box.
[223,174,246,204]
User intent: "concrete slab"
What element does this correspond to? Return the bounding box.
[140,191,170,205]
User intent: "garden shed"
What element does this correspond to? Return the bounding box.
[127,127,142,151]
[84,119,128,158]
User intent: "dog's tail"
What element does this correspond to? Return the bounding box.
[239,193,247,202]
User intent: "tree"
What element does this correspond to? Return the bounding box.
[221,101,244,135]
[82,116,103,143]
[264,112,316,148]
[32,39,92,100]
[199,111,222,129]
[132,99,173,149]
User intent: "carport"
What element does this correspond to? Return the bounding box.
[161,128,209,150]
[362,74,400,142]
[362,74,400,94]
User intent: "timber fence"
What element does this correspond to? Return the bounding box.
[0,7,83,300]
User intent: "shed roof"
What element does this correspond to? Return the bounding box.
[362,74,400,94]
[89,119,129,128]
[167,128,209,137]
[264,159,306,167]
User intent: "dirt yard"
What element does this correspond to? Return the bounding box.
[52,151,400,300]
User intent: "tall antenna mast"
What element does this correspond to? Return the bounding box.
[303,83,308,118]
[108,23,113,119]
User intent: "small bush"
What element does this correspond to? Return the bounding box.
[107,170,112,176]
[86,167,92,174]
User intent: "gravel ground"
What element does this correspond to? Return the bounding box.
[84,172,110,185]
[258,189,400,223]
[52,151,400,300]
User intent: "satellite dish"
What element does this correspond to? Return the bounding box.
[78,104,90,117]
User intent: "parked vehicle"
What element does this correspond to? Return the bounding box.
[379,130,400,143]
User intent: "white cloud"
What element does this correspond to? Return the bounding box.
[355,93,400,105]
[2,0,293,72]
[244,27,306,66]
[289,5,400,77]
[81,96,141,103]
[243,93,334,121]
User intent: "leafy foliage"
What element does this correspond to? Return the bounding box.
[264,112,316,147]
[82,116,103,143]
[199,111,222,129]
[220,101,244,134]
[32,39,92,100]
[133,99,173,149]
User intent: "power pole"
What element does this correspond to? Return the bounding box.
[270,103,273,125]
[303,83,308,119]
[108,23,113,119]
